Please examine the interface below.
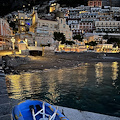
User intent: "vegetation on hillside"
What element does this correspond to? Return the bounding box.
[73,35,83,42]
[0,0,88,16]
[0,0,48,16]
[57,0,88,7]
[107,38,120,48]
[54,32,75,45]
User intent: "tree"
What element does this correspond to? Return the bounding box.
[103,31,109,39]
[57,0,85,7]
[9,21,16,29]
[73,34,83,42]
[107,38,120,48]
[65,40,75,45]
[85,41,97,46]
[53,32,66,44]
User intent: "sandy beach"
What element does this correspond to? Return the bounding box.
[1,52,120,73]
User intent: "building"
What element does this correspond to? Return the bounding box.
[88,0,102,7]
[67,12,99,35]
[30,9,72,46]
[18,11,26,33]
[102,0,120,7]
[95,44,119,53]
[0,18,12,50]
[84,34,107,44]
[14,11,35,50]
[49,3,60,13]
[95,21,120,33]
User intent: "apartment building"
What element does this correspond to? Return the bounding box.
[0,18,12,50]
[95,21,120,33]
[102,0,120,7]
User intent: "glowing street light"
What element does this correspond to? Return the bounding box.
[25,38,28,47]
[23,5,25,8]
[11,37,15,50]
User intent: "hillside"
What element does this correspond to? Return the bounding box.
[0,0,48,16]
[0,0,88,17]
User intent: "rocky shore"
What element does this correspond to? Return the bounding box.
[1,52,120,74]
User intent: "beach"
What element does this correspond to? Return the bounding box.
[1,52,120,73]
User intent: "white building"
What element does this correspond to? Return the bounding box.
[95,21,120,33]
[30,9,72,46]
[95,44,119,53]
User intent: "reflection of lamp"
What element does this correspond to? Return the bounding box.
[11,37,15,50]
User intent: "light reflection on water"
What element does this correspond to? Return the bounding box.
[6,62,120,117]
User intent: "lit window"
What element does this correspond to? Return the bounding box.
[22,27,24,31]
[21,21,24,25]
[21,17,23,19]
[61,19,62,24]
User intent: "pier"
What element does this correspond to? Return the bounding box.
[0,58,11,120]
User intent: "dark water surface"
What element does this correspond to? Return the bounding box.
[6,62,120,117]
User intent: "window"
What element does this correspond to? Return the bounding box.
[21,21,24,25]
[98,2,101,6]
[63,24,65,28]
[50,24,52,28]
[61,19,62,23]
[90,2,93,5]
[21,17,23,19]
[22,27,24,31]
[46,23,49,27]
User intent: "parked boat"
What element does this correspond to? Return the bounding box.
[11,99,69,120]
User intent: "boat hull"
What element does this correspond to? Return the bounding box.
[12,100,68,120]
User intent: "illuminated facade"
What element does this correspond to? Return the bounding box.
[95,21,120,33]
[30,9,72,46]
[49,3,60,13]
[0,18,12,50]
[84,35,107,44]
[95,44,119,53]
[88,0,102,7]
[18,11,26,33]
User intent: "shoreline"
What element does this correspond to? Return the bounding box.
[1,52,120,74]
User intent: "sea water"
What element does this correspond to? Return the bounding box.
[6,62,120,117]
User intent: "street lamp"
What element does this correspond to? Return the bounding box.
[25,38,28,48]
[11,37,15,50]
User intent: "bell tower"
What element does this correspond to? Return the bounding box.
[29,8,38,33]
